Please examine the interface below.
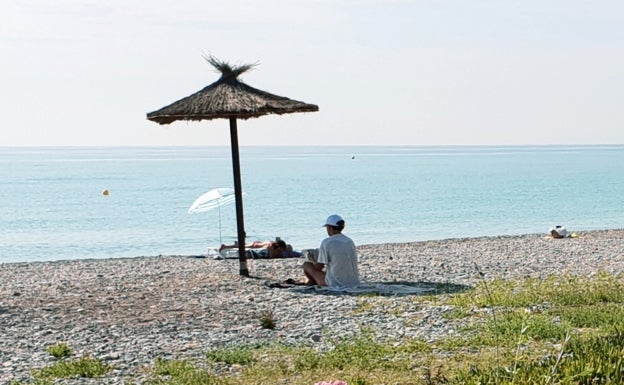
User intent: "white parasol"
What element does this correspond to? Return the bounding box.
[188,188,245,245]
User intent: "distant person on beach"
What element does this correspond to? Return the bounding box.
[219,239,298,258]
[303,214,360,287]
[549,225,578,239]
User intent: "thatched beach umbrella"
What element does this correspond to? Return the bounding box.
[147,56,318,276]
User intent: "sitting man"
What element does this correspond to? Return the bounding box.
[549,225,569,239]
[303,214,360,288]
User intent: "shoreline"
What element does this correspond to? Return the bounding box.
[2,227,623,267]
[1,229,623,383]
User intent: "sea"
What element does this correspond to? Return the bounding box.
[1,145,623,264]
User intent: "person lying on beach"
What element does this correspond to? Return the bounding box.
[303,214,360,288]
[219,239,300,258]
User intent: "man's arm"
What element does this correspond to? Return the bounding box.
[312,261,325,270]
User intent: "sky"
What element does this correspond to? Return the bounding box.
[2,0,623,147]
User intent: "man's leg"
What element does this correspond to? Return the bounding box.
[303,262,326,286]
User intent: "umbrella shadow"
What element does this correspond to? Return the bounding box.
[386,280,473,295]
[264,279,472,297]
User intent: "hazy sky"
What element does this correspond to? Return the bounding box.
[2,0,623,146]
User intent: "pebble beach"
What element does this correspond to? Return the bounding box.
[1,230,623,384]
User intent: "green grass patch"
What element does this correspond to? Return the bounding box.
[292,332,409,372]
[451,330,624,385]
[152,358,223,384]
[32,354,111,379]
[451,271,624,309]
[206,346,256,366]
[154,358,198,376]
[483,311,571,343]
[443,307,471,320]
[45,343,71,359]
[559,330,624,383]
[149,333,431,384]
[554,303,624,331]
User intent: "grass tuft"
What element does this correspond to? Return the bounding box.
[45,343,72,359]
[258,309,276,330]
[33,354,111,379]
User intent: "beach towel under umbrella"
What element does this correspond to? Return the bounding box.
[188,187,243,246]
[146,56,318,276]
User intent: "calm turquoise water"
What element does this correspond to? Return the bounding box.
[1,145,623,263]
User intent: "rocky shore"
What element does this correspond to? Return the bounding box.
[1,230,623,384]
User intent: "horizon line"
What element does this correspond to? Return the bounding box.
[1,143,624,149]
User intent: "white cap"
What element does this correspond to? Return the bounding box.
[323,214,344,227]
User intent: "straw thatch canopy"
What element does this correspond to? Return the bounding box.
[146,56,318,277]
[147,56,319,124]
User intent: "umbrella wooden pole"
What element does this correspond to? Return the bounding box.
[229,117,249,277]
